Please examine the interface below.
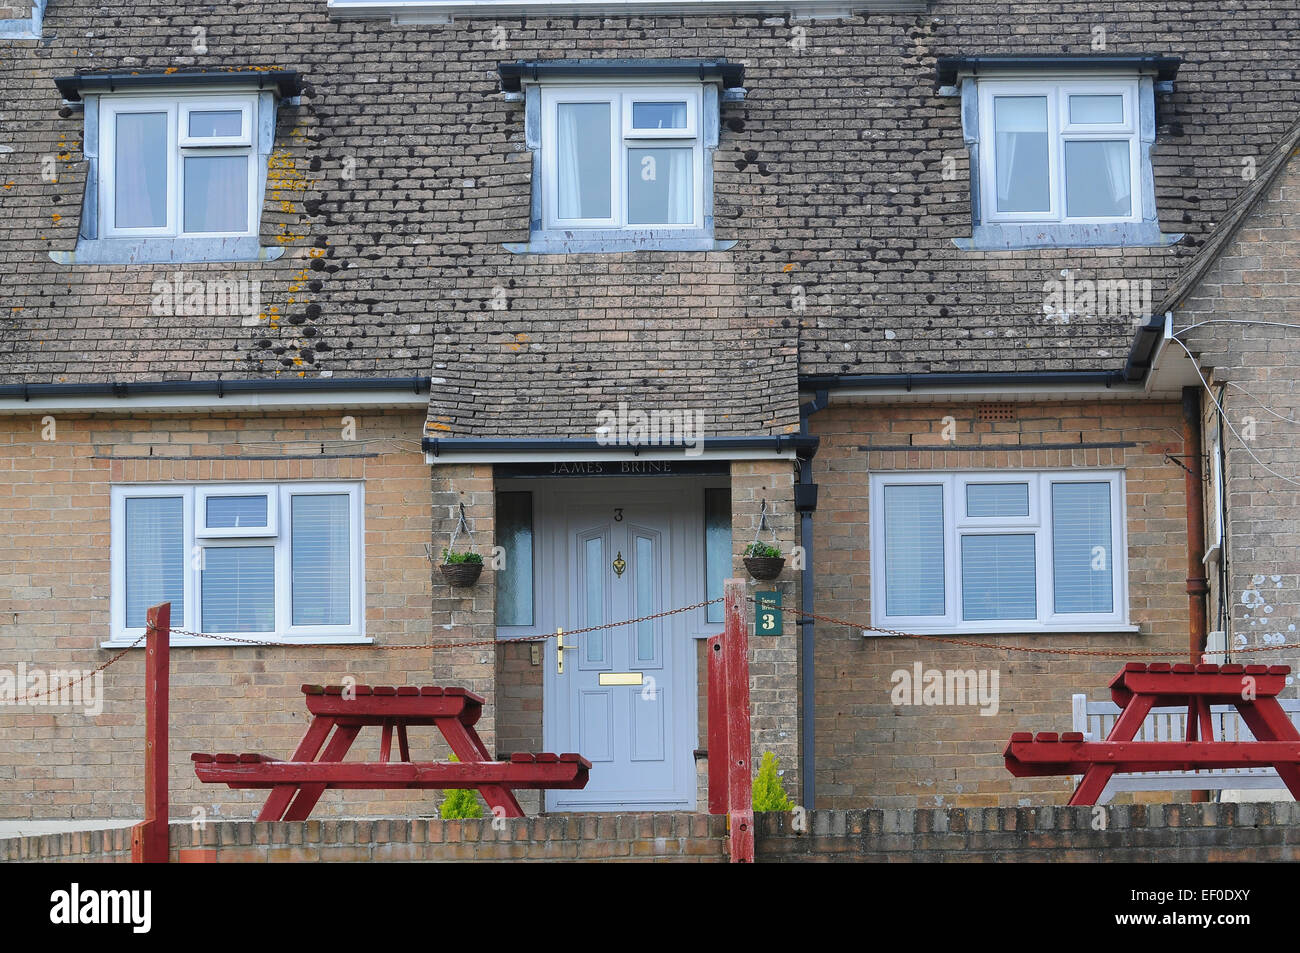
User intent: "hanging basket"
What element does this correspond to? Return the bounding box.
[743,556,785,581]
[439,561,483,588]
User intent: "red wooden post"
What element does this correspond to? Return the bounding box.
[132,602,170,864]
[723,578,754,863]
[706,634,728,814]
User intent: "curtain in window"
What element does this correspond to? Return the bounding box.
[291,494,351,626]
[1052,482,1113,613]
[883,484,945,616]
[115,112,168,229]
[125,497,184,628]
[627,147,692,225]
[1064,140,1131,217]
[556,102,611,220]
[495,492,534,627]
[183,155,248,233]
[993,97,1049,213]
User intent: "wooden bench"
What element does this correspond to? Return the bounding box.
[193,683,591,820]
[1071,690,1300,803]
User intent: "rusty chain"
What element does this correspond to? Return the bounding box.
[8,592,1300,705]
[6,632,147,705]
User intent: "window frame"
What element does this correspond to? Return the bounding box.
[109,482,366,646]
[539,83,706,232]
[976,77,1141,226]
[100,93,260,240]
[869,470,1131,635]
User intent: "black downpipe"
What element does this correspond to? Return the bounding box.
[797,389,828,809]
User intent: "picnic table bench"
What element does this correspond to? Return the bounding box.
[193,683,591,821]
[1005,663,1300,805]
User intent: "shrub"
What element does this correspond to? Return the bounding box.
[439,755,484,819]
[743,542,782,559]
[752,751,794,812]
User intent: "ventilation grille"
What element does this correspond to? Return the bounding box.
[976,402,1016,422]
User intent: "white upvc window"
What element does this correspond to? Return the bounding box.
[869,471,1131,634]
[100,94,259,239]
[977,78,1141,225]
[109,483,365,646]
[540,84,705,231]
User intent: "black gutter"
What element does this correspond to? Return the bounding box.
[796,389,828,811]
[424,434,817,456]
[936,54,1181,87]
[498,58,744,92]
[799,369,1132,392]
[1123,315,1167,382]
[55,69,303,102]
[0,377,431,401]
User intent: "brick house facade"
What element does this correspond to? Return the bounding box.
[1,0,1297,821]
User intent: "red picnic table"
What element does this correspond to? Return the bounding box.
[1005,662,1300,805]
[193,683,591,820]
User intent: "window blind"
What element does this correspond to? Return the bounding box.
[966,482,1030,518]
[201,546,274,632]
[883,483,945,616]
[291,494,351,626]
[125,496,185,628]
[1052,482,1113,613]
[206,494,267,529]
[961,534,1036,620]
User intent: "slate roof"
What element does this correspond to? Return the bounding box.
[1,2,1299,437]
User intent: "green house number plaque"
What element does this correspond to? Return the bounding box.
[755,591,782,636]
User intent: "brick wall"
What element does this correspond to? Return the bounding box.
[730,460,802,802]
[1175,155,1300,669]
[7,804,1297,862]
[429,463,498,764]
[755,803,1300,862]
[0,409,441,820]
[807,399,1191,809]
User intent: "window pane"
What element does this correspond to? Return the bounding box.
[125,497,184,628]
[1069,95,1123,124]
[883,484,945,616]
[183,155,249,233]
[291,494,351,626]
[202,546,274,632]
[495,492,534,626]
[635,535,655,661]
[632,101,687,129]
[628,147,693,225]
[206,494,267,529]
[704,488,731,624]
[966,483,1030,518]
[583,536,604,662]
[961,534,1037,621]
[556,102,611,220]
[114,111,168,229]
[189,109,242,138]
[1052,482,1114,613]
[1065,140,1131,218]
[993,96,1049,213]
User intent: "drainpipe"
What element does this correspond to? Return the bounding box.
[796,389,828,810]
[1182,385,1209,664]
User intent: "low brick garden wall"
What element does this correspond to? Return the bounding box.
[4,804,1300,862]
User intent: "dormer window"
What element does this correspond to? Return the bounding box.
[102,95,259,239]
[541,86,704,231]
[497,58,743,254]
[979,79,1139,225]
[936,55,1183,250]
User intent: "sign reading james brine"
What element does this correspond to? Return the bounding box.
[496,461,729,479]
